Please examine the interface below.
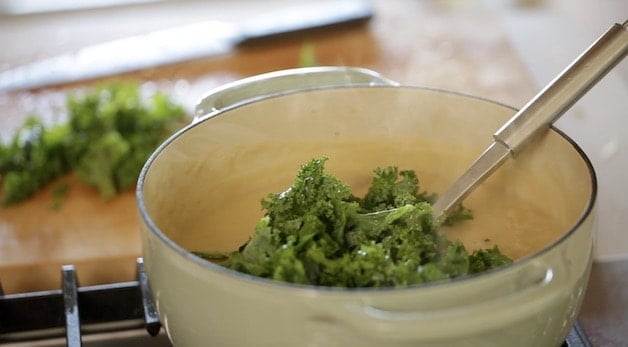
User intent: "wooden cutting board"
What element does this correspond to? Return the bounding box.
[0,174,141,293]
[0,0,537,294]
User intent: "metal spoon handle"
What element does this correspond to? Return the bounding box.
[433,20,628,220]
[495,20,628,153]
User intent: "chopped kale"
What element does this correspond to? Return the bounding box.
[0,81,186,206]
[197,157,512,288]
[469,246,513,274]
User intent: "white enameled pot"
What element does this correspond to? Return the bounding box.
[137,67,596,347]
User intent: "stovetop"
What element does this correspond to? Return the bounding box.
[0,258,593,347]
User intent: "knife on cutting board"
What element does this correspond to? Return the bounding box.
[0,0,372,91]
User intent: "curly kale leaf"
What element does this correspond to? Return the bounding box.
[0,117,72,205]
[75,131,130,199]
[359,165,472,225]
[69,82,186,197]
[228,158,358,284]
[469,245,513,273]
[360,166,425,211]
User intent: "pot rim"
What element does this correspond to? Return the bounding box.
[136,85,598,293]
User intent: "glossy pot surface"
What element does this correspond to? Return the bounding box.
[137,68,596,347]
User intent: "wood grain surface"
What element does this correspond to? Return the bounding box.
[0,0,536,293]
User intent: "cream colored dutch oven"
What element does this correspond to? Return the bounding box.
[137,67,596,347]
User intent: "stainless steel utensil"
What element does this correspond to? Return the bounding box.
[432,20,628,220]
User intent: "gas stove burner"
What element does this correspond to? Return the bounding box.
[0,258,592,346]
[1,259,159,346]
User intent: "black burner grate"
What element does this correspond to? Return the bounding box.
[0,258,160,345]
[0,258,593,346]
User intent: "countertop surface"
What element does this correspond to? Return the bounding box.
[0,0,626,345]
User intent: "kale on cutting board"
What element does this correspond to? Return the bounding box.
[0,82,186,206]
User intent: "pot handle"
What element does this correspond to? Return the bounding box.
[193,66,398,122]
[332,262,568,342]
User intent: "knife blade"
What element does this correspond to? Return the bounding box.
[0,0,372,91]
